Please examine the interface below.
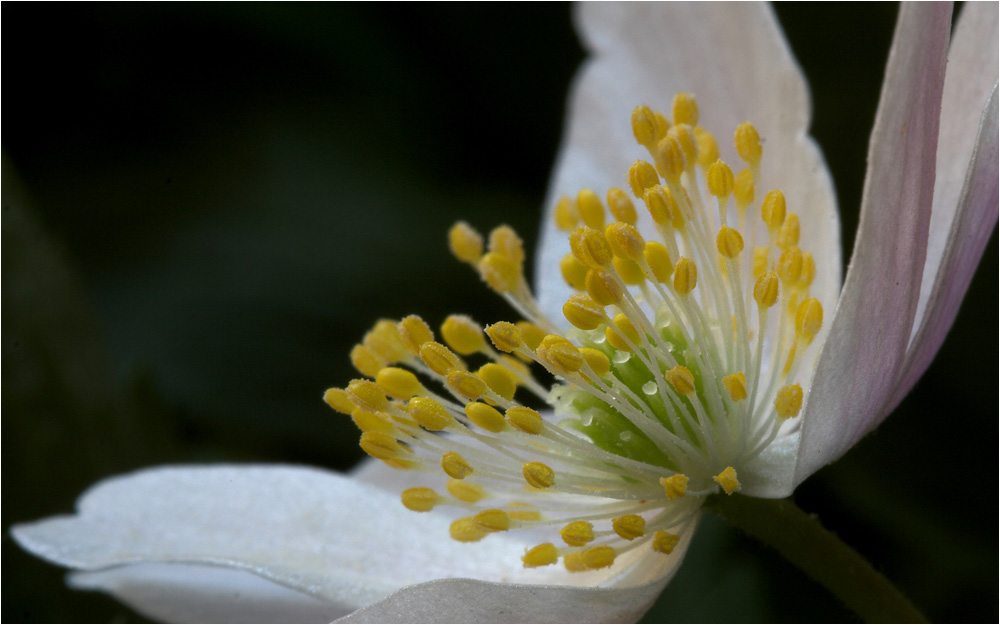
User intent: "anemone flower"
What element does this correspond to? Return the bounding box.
[12,3,998,623]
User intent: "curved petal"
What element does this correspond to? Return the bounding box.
[887,3,1000,410]
[536,3,840,331]
[68,563,349,623]
[12,465,689,622]
[793,3,953,489]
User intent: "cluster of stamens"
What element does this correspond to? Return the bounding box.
[326,93,824,573]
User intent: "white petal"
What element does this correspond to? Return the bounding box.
[69,563,348,623]
[536,3,840,329]
[793,4,953,489]
[13,465,690,622]
[888,2,999,410]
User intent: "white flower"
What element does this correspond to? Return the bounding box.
[12,3,997,623]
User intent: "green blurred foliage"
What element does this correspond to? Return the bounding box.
[2,4,995,623]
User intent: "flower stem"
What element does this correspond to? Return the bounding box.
[704,494,927,623]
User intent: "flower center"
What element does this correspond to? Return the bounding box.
[326,93,825,573]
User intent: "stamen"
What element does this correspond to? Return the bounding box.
[331,94,829,574]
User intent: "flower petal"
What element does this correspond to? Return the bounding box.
[792,3,953,489]
[536,3,840,327]
[68,562,349,623]
[12,465,692,622]
[887,3,999,411]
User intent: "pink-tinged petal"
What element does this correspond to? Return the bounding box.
[535,3,840,325]
[887,2,999,410]
[793,3,953,487]
[908,3,998,340]
[888,83,998,412]
[68,563,349,623]
[12,465,692,622]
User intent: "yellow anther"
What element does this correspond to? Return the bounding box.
[398,315,434,355]
[441,451,473,479]
[351,408,395,434]
[560,521,595,546]
[465,401,506,433]
[753,271,779,309]
[660,474,689,499]
[474,509,511,533]
[585,269,622,306]
[752,246,770,279]
[563,294,606,331]
[375,367,421,399]
[450,517,487,542]
[607,188,637,224]
[665,365,695,395]
[723,372,748,401]
[716,226,744,259]
[761,189,787,230]
[612,514,646,541]
[401,487,439,512]
[537,335,584,374]
[673,257,697,294]
[657,135,687,181]
[669,124,697,166]
[734,168,755,208]
[447,478,486,503]
[643,186,674,224]
[448,370,487,400]
[713,466,741,494]
[777,246,804,285]
[707,159,735,198]
[563,552,587,572]
[777,213,800,249]
[349,344,385,377]
[366,319,408,363]
[523,461,556,489]
[407,396,452,431]
[448,221,484,264]
[644,241,674,282]
[522,543,559,568]
[628,160,661,198]
[799,252,816,288]
[506,502,542,521]
[734,122,762,166]
[323,388,355,415]
[654,111,670,139]
[478,252,520,293]
[579,347,611,378]
[420,341,466,375]
[383,458,419,471]
[477,363,517,400]
[569,227,613,269]
[506,406,544,435]
[775,384,804,419]
[560,253,589,291]
[516,322,545,351]
[441,315,485,356]
[613,257,645,285]
[672,92,699,126]
[631,104,660,148]
[488,225,524,266]
[347,379,389,413]
[611,312,640,347]
[359,431,405,461]
[485,321,522,353]
[652,530,681,555]
[553,195,579,231]
[576,189,606,230]
[581,546,617,570]
[605,222,646,260]
[695,126,719,170]
[795,298,823,343]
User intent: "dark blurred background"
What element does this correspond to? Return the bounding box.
[3,3,995,623]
